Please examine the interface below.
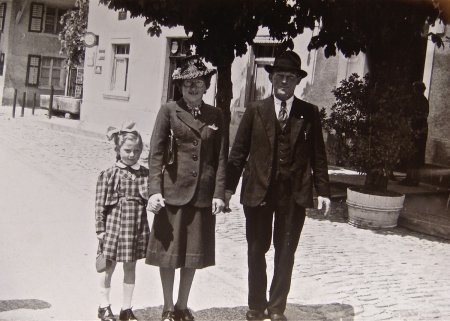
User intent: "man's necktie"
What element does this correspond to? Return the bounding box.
[278,100,288,129]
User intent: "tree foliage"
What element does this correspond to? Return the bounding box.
[290,0,448,57]
[59,0,89,68]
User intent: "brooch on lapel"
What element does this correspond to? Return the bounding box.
[208,124,219,130]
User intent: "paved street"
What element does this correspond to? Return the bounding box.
[1,111,450,321]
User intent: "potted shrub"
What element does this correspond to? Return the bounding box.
[323,74,415,229]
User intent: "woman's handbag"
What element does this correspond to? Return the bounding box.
[96,240,108,273]
[166,129,175,165]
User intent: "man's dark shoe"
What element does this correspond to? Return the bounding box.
[246,309,266,321]
[119,308,138,321]
[98,305,116,321]
[270,313,287,321]
[174,306,195,321]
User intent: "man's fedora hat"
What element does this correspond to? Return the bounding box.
[265,51,307,78]
[172,55,217,80]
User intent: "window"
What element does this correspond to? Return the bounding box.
[0,3,6,32]
[26,55,65,88]
[40,57,65,89]
[29,3,44,32]
[110,44,130,92]
[249,43,283,102]
[26,55,41,86]
[166,38,191,102]
[29,2,66,34]
[44,7,66,34]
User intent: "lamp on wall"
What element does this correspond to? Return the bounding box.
[83,32,99,48]
[171,40,179,55]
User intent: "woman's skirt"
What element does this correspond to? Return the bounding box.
[146,204,215,269]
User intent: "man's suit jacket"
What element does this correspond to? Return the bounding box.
[148,99,227,207]
[226,96,330,208]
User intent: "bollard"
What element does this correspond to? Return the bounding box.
[48,86,54,119]
[21,92,26,117]
[12,89,17,118]
[32,93,36,115]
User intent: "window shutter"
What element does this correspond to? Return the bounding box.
[0,3,6,32]
[26,55,41,86]
[29,3,44,32]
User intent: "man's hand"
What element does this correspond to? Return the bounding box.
[223,190,233,213]
[317,196,331,216]
[212,198,225,215]
[147,193,165,214]
[96,232,105,241]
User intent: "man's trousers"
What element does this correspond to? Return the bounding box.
[243,178,306,314]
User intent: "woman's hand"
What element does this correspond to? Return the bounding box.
[147,193,166,214]
[212,198,225,215]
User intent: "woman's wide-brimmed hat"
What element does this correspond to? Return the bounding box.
[172,55,217,80]
[265,51,307,78]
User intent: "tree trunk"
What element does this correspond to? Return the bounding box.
[216,63,233,139]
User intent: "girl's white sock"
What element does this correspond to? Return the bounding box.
[122,283,135,310]
[99,287,111,308]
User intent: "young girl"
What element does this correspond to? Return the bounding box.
[95,122,150,321]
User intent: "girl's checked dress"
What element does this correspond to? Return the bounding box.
[95,162,150,262]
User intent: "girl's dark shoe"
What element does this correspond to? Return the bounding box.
[98,305,116,321]
[246,309,266,321]
[119,308,138,321]
[161,310,176,321]
[174,307,195,321]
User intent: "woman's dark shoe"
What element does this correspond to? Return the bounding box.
[174,307,195,321]
[246,309,266,321]
[161,310,176,321]
[98,305,116,321]
[119,308,138,321]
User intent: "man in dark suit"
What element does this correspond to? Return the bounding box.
[225,51,331,321]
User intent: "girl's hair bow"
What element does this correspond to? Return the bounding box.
[106,121,137,141]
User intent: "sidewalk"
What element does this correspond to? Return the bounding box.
[1,109,450,321]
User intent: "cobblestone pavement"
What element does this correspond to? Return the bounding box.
[1,112,450,321]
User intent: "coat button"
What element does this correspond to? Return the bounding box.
[192,154,198,161]
[191,171,197,177]
[193,140,198,146]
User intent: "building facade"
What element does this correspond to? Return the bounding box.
[0,0,76,107]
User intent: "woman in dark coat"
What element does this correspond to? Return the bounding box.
[146,56,227,321]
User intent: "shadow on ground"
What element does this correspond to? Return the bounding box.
[0,299,51,312]
[134,303,354,321]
